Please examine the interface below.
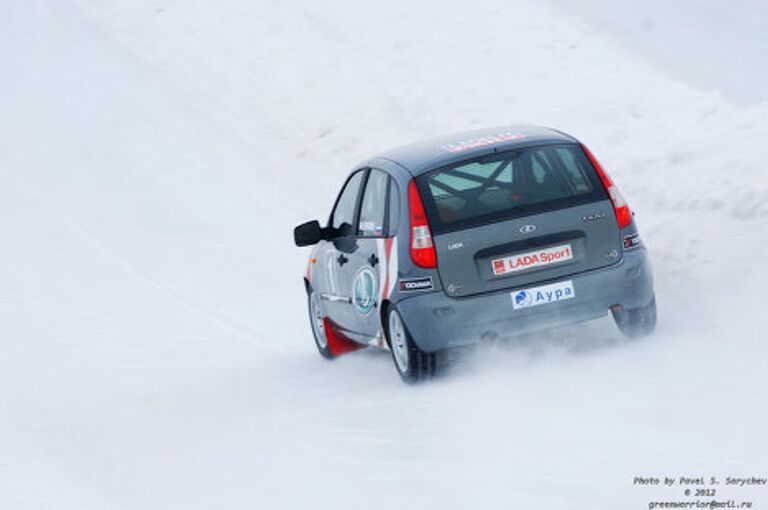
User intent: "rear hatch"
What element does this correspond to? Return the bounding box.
[416,143,621,298]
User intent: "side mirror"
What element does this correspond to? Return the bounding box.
[294,220,324,247]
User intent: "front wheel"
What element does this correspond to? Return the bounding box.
[612,296,657,339]
[308,288,334,359]
[385,306,436,383]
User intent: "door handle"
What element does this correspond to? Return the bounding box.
[337,254,348,266]
[320,293,351,304]
[368,253,379,267]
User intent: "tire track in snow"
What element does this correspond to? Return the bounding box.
[2,172,267,344]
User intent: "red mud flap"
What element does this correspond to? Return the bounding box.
[323,318,366,357]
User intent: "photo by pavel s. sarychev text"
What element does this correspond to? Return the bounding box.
[634,476,767,509]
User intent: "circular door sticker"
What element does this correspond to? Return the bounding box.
[352,266,377,316]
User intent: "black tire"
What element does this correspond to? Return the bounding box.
[612,295,657,339]
[307,287,334,359]
[384,305,436,383]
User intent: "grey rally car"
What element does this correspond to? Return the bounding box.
[294,126,656,382]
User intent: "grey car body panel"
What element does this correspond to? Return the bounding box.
[433,200,621,298]
[306,125,654,350]
[396,246,653,352]
[366,157,445,305]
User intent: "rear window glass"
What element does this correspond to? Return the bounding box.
[417,144,607,233]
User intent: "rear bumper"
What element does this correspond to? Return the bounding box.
[395,247,654,352]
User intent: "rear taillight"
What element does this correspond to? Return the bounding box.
[581,144,632,229]
[408,180,437,268]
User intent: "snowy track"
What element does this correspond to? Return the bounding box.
[1,1,766,508]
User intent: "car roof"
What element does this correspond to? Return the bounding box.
[371,125,577,176]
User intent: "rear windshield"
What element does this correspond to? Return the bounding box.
[416,143,607,233]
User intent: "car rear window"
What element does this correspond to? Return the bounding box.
[416,143,608,233]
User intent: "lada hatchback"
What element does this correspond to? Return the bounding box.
[294,126,656,382]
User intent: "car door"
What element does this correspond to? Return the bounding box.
[317,169,366,331]
[345,168,393,338]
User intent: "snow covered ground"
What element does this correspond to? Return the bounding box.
[1,1,766,508]
[550,0,768,107]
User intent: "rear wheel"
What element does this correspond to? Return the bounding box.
[612,296,657,339]
[308,288,334,359]
[386,306,436,383]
